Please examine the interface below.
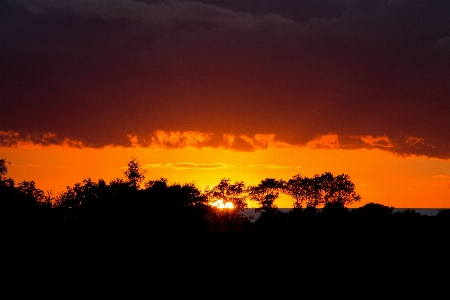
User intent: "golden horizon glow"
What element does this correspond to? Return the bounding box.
[1,141,450,209]
[210,199,234,209]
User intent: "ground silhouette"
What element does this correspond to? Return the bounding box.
[2,157,450,267]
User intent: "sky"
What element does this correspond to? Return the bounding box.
[1,0,450,208]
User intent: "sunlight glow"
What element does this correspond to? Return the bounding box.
[210,199,234,209]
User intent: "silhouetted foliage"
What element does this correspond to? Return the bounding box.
[250,178,284,213]
[0,158,10,178]
[0,159,16,205]
[285,174,319,208]
[2,157,448,241]
[283,173,361,210]
[319,201,349,219]
[205,178,250,231]
[249,178,289,228]
[141,178,212,231]
[124,157,146,189]
[55,178,116,223]
[351,202,394,220]
[17,180,51,207]
[206,178,248,212]
[314,172,361,207]
[0,159,52,222]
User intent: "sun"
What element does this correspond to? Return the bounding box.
[210,199,234,209]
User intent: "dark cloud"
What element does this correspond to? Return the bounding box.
[1,0,450,158]
[0,130,83,148]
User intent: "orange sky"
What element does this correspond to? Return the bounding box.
[2,138,449,208]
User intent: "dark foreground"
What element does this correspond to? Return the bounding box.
[3,218,449,296]
[4,217,450,262]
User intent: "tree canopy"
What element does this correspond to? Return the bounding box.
[4,157,417,232]
[284,173,361,208]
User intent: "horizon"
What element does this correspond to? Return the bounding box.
[1,151,449,210]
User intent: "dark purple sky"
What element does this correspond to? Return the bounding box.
[1,0,450,158]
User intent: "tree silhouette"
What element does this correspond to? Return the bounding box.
[351,202,394,220]
[124,157,146,189]
[17,180,49,206]
[0,158,10,178]
[285,174,321,208]
[142,178,212,231]
[249,178,288,228]
[166,182,211,232]
[0,160,18,221]
[283,173,361,210]
[6,156,439,240]
[313,173,361,207]
[250,178,284,212]
[0,159,52,222]
[206,178,247,212]
[54,158,151,223]
[55,178,109,223]
[205,178,250,231]
[0,159,16,194]
[319,201,349,219]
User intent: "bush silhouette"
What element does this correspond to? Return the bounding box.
[351,202,394,220]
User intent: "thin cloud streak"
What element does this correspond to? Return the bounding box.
[165,162,235,170]
[143,163,162,169]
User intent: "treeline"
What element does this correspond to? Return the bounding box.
[1,158,449,232]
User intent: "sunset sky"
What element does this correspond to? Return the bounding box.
[1,0,450,208]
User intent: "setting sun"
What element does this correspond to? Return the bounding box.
[210,199,234,209]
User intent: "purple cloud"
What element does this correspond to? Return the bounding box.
[1,0,450,158]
